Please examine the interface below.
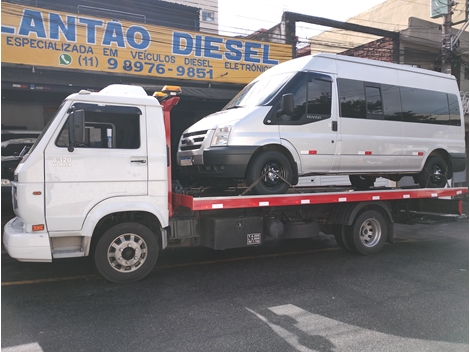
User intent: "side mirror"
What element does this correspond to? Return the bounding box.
[276,93,295,118]
[68,109,85,152]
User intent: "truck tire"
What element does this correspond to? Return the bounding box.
[345,210,386,255]
[332,224,352,252]
[349,175,375,190]
[246,151,293,195]
[417,156,448,188]
[94,222,159,283]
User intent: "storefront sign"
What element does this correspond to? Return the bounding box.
[1,4,292,84]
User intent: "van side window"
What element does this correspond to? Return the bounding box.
[307,79,332,118]
[365,86,383,118]
[382,85,402,121]
[338,78,366,119]
[277,72,332,124]
[56,105,141,149]
[400,87,450,125]
[448,94,462,126]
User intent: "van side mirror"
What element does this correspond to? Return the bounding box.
[68,109,85,152]
[276,93,295,118]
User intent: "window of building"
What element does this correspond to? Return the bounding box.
[202,10,215,22]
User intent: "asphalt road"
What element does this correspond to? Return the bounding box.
[1,210,468,352]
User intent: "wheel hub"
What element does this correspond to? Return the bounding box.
[107,234,147,273]
[262,163,283,186]
[359,218,381,247]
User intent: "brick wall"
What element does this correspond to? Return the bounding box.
[339,37,395,62]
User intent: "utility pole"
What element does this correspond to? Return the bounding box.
[441,0,454,74]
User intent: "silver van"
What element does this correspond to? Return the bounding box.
[177,54,466,194]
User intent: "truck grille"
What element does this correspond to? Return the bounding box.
[179,130,208,151]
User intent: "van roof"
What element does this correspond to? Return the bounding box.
[256,53,456,82]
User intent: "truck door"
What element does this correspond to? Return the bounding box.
[279,72,339,174]
[44,103,147,232]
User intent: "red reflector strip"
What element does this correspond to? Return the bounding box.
[32,224,45,231]
[358,151,372,155]
[309,150,317,155]
[412,151,424,156]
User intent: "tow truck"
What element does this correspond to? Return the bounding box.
[3,85,468,283]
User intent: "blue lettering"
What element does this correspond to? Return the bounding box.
[78,18,103,44]
[18,9,46,38]
[244,42,261,63]
[262,45,278,65]
[102,21,125,47]
[225,40,242,61]
[172,31,193,55]
[126,25,150,50]
[204,36,222,59]
[195,35,202,57]
[49,13,76,41]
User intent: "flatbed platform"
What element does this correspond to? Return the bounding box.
[173,186,468,211]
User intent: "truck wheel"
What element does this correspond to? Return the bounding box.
[346,210,386,255]
[94,222,159,283]
[349,175,375,190]
[417,156,448,188]
[246,151,293,195]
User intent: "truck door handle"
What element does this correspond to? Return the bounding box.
[332,121,338,132]
[131,159,147,163]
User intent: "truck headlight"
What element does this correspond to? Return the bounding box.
[211,126,232,146]
[1,179,11,187]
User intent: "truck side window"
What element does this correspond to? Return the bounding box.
[338,78,366,119]
[56,110,141,149]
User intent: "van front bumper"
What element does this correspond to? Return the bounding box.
[3,217,52,262]
[178,146,258,178]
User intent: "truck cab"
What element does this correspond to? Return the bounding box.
[4,85,169,269]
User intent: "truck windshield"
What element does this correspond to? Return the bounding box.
[21,101,67,161]
[224,72,295,109]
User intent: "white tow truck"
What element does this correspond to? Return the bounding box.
[3,84,468,283]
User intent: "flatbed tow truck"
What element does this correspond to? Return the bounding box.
[3,85,468,283]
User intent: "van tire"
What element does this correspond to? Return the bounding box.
[417,156,448,188]
[94,222,159,283]
[246,151,293,195]
[349,175,375,190]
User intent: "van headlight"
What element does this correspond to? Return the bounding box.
[211,126,232,146]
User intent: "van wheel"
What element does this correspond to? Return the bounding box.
[345,210,387,255]
[417,156,448,188]
[246,151,293,195]
[349,175,375,190]
[94,222,159,283]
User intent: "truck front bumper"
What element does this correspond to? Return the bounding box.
[3,217,52,262]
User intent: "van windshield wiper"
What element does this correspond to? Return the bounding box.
[225,105,243,110]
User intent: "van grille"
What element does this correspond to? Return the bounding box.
[179,130,208,151]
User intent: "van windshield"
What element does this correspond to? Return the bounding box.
[224,72,295,110]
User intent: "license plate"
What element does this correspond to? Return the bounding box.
[180,157,193,166]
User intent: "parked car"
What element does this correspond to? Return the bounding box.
[1,130,40,210]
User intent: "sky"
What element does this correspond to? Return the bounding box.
[218,0,388,45]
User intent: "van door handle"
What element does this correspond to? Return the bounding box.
[131,159,147,163]
[332,121,338,132]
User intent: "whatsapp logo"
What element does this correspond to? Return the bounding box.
[59,54,72,66]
